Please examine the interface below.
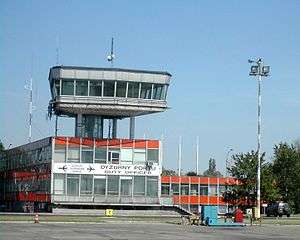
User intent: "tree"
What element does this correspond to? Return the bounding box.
[293,139,300,152]
[225,151,279,208]
[203,158,222,177]
[186,171,197,176]
[273,142,300,213]
[261,162,280,203]
[0,140,4,152]
[161,167,177,176]
[226,151,258,207]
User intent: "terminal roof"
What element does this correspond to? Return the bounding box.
[50,65,172,77]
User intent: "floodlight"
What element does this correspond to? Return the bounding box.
[250,66,259,75]
[262,66,270,76]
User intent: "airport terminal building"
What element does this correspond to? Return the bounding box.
[0,65,235,213]
[0,136,161,212]
[0,138,234,213]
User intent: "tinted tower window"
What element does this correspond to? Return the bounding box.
[62,80,74,95]
[127,82,139,98]
[103,81,115,97]
[89,81,102,96]
[116,81,127,97]
[76,80,88,96]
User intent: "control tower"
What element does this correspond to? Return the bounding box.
[48,66,171,139]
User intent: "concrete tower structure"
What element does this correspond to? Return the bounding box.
[48,66,171,139]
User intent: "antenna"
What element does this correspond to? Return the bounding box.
[56,35,60,65]
[107,37,115,67]
[25,75,33,143]
[107,37,115,136]
[24,55,37,143]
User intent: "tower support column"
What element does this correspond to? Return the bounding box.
[76,114,104,138]
[129,117,135,139]
[75,113,83,137]
[112,118,117,138]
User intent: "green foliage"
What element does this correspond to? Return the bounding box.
[203,158,222,177]
[186,171,197,176]
[161,167,177,176]
[226,151,279,208]
[261,162,280,202]
[0,140,4,152]
[273,142,300,213]
[225,142,300,213]
[226,151,258,207]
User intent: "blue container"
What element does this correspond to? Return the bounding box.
[202,205,218,225]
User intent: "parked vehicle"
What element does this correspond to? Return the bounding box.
[266,202,291,217]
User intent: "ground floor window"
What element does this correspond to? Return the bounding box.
[120,177,132,196]
[107,176,119,195]
[94,176,106,195]
[67,174,79,196]
[80,175,93,195]
[147,176,158,197]
[53,173,160,198]
[171,183,179,195]
[54,174,65,195]
[181,184,189,195]
[134,176,145,196]
[190,184,198,196]
[200,185,208,196]
[209,185,218,196]
[161,183,170,196]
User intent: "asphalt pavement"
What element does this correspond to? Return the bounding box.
[1,222,300,240]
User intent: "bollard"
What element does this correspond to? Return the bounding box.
[34,214,39,223]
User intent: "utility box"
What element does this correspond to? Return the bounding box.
[201,205,218,225]
[105,209,114,217]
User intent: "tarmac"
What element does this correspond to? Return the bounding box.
[1,222,300,240]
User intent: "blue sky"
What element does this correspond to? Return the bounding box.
[1,1,300,174]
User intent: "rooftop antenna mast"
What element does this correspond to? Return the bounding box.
[55,35,60,136]
[56,35,60,65]
[25,67,34,143]
[107,37,115,67]
[107,37,115,138]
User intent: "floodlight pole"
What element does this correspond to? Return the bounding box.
[196,136,199,176]
[178,136,182,176]
[248,58,270,219]
[225,148,233,177]
[257,67,262,219]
